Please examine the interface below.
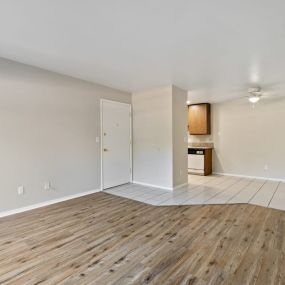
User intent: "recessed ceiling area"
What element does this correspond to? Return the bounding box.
[0,0,285,102]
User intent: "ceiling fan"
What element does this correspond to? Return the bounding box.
[247,87,262,103]
[241,82,285,104]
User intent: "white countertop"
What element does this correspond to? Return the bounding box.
[188,146,213,149]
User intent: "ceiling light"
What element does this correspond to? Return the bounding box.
[248,95,260,103]
[248,87,262,103]
[186,100,191,105]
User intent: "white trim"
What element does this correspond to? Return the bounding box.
[100,99,132,190]
[100,99,103,190]
[213,172,285,182]
[129,104,133,183]
[0,188,101,218]
[173,183,188,190]
[133,181,173,191]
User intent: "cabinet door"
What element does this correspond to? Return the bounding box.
[188,104,210,135]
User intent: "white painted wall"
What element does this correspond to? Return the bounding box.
[132,85,188,189]
[132,86,173,189]
[189,97,285,180]
[172,86,188,187]
[0,58,131,212]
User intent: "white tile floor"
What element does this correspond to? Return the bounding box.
[105,174,285,211]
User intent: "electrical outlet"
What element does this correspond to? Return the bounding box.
[44,181,51,191]
[18,186,24,195]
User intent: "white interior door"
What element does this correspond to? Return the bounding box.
[101,100,131,189]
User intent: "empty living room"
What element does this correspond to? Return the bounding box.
[0,1,285,284]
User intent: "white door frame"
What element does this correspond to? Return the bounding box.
[100,99,132,191]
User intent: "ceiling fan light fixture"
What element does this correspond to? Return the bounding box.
[248,87,262,103]
[248,95,261,103]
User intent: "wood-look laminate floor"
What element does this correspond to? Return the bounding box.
[0,192,285,285]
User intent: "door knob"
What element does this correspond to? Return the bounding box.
[103,148,108,152]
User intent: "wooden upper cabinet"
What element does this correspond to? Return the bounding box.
[188,103,211,135]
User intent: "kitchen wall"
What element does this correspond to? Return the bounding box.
[0,58,131,212]
[189,97,285,180]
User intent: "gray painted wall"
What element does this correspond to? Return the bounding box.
[0,58,131,212]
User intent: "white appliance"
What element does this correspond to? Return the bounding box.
[188,149,205,175]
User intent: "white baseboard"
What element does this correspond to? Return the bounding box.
[213,172,285,182]
[132,181,173,191]
[0,188,101,218]
[173,183,188,190]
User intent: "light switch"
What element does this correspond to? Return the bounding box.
[18,186,24,195]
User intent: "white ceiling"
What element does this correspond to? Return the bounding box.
[1,0,285,102]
